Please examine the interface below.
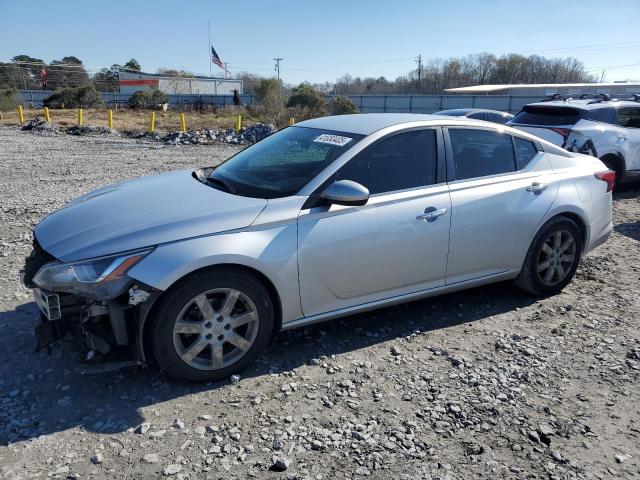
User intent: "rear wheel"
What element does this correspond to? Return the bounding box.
[515,216,583,296]
[150,269,274,383]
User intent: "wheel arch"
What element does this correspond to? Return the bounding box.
[537,210,589,253]
[554,212,587,251]
[599,151,626,176]
[137,263,284,363]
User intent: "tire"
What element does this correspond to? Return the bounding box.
[515,216,583,296]
[150,268,274,383]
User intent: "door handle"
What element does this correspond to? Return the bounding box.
[526,182,547,195]
[416,207,447,222]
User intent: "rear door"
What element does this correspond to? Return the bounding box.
[444,127,559,284]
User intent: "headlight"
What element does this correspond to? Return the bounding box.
[33,248,153,300]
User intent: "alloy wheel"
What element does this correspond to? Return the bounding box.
[536,229,577,286]
[172,288,259,371]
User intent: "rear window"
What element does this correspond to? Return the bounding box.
[511,106,582,126]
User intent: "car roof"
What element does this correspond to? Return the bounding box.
[295,113,566,156]
[525,99,640,111]
[296,113,478,135]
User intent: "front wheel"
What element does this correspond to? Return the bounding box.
[515,216,583,296]
[150,269,274,383]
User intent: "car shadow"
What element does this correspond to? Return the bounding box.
[0,281,538,445]
[613,182,640,200]
[614,222,639,242]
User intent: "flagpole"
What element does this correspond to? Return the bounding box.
[208,21,212,78]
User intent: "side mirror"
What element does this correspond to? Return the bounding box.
[319,180,369,206]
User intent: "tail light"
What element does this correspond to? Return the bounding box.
[551,128,570,138]
[594,170,616,192]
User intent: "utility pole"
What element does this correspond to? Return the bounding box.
[415,54,422,90]
[274,58,283,82]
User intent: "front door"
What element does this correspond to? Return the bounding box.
[297,128,451,317]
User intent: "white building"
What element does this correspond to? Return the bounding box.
[444,82,640,97]
[118,70,242,95]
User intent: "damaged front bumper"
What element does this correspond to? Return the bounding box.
[32,284,158,367]
[24,239,160,369]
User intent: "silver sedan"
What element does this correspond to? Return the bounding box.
[24,114,614,382]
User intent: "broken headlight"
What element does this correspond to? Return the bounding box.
[32,248,153,300]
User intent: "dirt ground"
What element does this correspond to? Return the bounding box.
[0,126,638,480]
[0,107,258,133]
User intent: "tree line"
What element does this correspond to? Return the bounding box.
[236,53,595,95]
[0,55,142,92]
[1,52,596,96]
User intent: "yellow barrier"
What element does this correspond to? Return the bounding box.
[43,107,51,123]
[77,109,83,126]
[180,113,186,132]
[107,109,113,129]
[149,112,156,132]
[289,117,295,125]
[235,115,242,132]
[17,105,24,124]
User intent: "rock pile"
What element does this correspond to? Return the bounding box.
[66,125,120,136]
[140,123,277,146]
[19,118,60,136]
[21,120,276,146]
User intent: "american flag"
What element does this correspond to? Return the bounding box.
[211,45,225,70]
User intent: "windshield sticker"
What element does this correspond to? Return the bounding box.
[313,134,353,147]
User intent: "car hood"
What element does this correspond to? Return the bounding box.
[35,170,267,262]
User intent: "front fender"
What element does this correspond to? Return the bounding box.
[127,224,302,324]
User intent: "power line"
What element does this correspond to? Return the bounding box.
[585,61,640,72]
[533,41,640,54]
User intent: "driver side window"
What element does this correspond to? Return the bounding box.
[333,129,438,194]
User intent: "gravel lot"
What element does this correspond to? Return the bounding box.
[0,126,638,480]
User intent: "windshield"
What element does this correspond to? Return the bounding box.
[209,126,363,199]
[510,106,582,126]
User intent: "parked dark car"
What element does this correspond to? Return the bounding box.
[436,108,514,124]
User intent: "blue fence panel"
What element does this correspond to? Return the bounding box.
[18,90,544,113]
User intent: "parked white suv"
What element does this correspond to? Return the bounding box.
[508,94,640,184]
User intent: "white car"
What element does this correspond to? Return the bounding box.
[508,94,640,184]
[24,114,614,382]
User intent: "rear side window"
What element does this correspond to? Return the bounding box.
[449,129,516,180]
[334,129,437,194]
[514,137,538,169]
[487,112,512,124]
[467,112,486,120]
[511,106,581,126]
[585,108,617,125]
[618,108,640,128]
